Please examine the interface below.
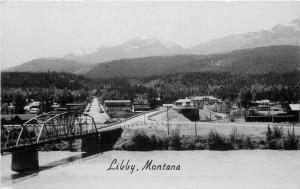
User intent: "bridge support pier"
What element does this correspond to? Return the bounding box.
[81,129,123,153]
[99,128,123,152]
[11,148,39,172]
[81,133,101,153]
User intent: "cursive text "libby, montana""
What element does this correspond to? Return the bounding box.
[107,159,180,174]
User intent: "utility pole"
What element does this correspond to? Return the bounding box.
[167,106,169,136]
[144,110,146,124]
[195,109,197,137]
[221,102,223,113]
[293,122,295,134]
[9,104,14,126]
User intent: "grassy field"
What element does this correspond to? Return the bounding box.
[119,122,300,139]
[113,121,300,151]
[146,109,300,139]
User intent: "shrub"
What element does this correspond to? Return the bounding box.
[121,141,137,151]
[156,138,164,150]
[268,139,284,149]
[230,127,238,144]
[266,125,273,142]
[207,129,233,150]
[159,136,170,150]
[284,129,299,150]
[273,126,283,139]
[195,138,206,150]
[131,130,156,151]
[180,136,196,150]
[169,129,181,150]
[229,127,244,149]
[266,125,284,149]
[243,136,255,149]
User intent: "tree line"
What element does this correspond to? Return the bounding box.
[1,71,299,114]
[1,72,95,114]
[98,71,300,106]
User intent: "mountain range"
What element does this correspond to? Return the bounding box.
[66,36,184,64]
[4,19,300,77]
[187,19,300,54]
[85,45,300,79]
[4,58,92,74]
[64,19,300,64]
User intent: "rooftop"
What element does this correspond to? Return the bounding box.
[256,99,271,104]
[175,99,191,103]
[191,96,218,100]
[289,104,300,111]
[104,100,131,103]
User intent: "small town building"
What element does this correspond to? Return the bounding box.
[132,96,150,112]
[174,99,192,107]
[24,101,41,114]
[163,104,173,107]
[132,104,150,112]
[288,104,300,122]
[255,105,285,116]
[104,100,133,118]
[190,96,218,108]
[255,99,271,105]
[104,100,132,112]
[174,96,220,109]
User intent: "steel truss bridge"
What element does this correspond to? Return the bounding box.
[1,104,147,172]
[1,111,98,153]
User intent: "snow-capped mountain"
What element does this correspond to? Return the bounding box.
[66,36,184,64]
[122,36,183,51]
[64,47,98,60]
[187,19,300,55]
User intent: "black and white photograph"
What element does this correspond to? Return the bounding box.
[1,1,300,189]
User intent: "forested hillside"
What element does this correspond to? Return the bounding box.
[2,71,299,114]
[86,46,300,79]
[5,58,94,74]
[98,71,300,106]
[2,72,94,90]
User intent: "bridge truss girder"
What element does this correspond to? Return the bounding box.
[1,111,98,153]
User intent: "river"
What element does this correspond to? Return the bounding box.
[1,150,300,189]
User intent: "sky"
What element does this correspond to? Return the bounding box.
[1,1,300,69]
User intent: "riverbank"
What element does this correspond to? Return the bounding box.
[37,122,300,152]
[114,124,300,151]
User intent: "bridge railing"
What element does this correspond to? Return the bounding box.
[1,111,98,153]
[1,125,23,151]
[98,109,159,131]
